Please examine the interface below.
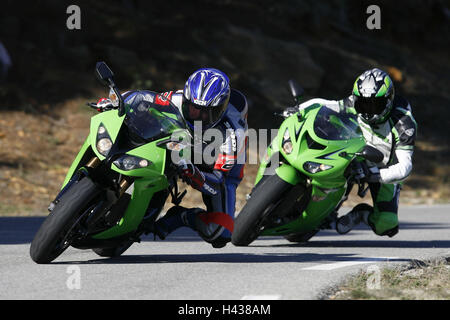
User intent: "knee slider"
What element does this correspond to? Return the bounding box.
[369,211,399,236]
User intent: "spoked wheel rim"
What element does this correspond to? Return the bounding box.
[247,199,282,243]
[47,201,101,258]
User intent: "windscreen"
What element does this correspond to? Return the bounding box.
[313,107,362,141]
[124,93,187,141]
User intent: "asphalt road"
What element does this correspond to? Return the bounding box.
[0,205,449,300]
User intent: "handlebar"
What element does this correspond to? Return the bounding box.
[86,101,117,112]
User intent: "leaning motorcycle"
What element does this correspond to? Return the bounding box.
[30,62,190,263]
[231,81,383,246]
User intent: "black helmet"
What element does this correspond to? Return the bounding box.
[352,68,395,124]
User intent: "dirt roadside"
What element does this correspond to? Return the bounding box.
[327,257,450,300]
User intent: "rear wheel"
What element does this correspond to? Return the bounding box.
[232,174,293,246]
[30,177,101,264]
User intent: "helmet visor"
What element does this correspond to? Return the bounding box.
[354,96,388,117]
[182,99,227,128]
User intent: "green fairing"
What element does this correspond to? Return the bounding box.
[93,139,169,239]
[261,185,346,236]
[251,104,366,237]
[93,174,169,239]
[61,110,126,187]
[61,137,91,188]
[58,99,187,241]
[90,109,126,160]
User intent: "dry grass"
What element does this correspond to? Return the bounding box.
[329,258,450,300]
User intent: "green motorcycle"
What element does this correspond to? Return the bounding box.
[231,81,383,246]
[30,62,191,263]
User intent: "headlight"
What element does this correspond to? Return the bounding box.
[113,155,152,171]
[282,128,293,154]
[96,124,113,156]
[282,141,293,154]
[97,138,113,156]
[303,162,333,174]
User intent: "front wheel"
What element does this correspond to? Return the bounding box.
[232,174,293,246]
[30,177,101,264]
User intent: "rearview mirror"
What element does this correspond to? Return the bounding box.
[357,145,384,163]
[288,79,304,104]
[95,61,114,85]
[95,61,125,116]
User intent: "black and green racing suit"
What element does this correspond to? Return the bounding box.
[296,95,417,236]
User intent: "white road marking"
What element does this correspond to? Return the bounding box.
[301,257,399,271]
[241,295,281,300]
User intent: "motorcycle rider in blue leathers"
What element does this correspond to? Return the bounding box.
[98,68,248,248]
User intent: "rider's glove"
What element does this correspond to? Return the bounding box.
[96,98,114,112]
[176,159,206,190]
[360,162,381,183]
[282,107,299,118]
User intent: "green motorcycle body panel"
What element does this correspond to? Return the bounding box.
[256,104,366,236]
[93,174,169,239]
[89,110,126,160]
[261,185,346,236]
[62,136,91,187]
[59,99,188,242]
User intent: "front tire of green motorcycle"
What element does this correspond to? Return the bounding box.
[30,177,100,264]
[232,173,293,247]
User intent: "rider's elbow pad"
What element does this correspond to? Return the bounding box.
[379,149,413,184]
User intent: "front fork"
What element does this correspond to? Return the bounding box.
[48,157,131,212]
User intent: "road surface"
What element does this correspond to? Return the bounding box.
[0,205,449,300]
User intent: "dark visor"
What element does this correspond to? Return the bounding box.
[182,100,226,128]
[354,96,388,116]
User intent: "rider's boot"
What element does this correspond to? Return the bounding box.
[336,204,372,235]
[153,206,202,240]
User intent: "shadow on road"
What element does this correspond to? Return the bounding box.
[0,217,44,245]
[262,239,450,249]
[51,252,411,265]
[1,217,449,248]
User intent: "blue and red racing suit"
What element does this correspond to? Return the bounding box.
[120,89,248,246]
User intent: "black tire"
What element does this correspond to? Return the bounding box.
[284,230,319,243]
[232,174,292,246]
[30,177,101,264]
[92,240,133,258]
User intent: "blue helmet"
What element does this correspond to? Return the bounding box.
[182,68,230,129]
